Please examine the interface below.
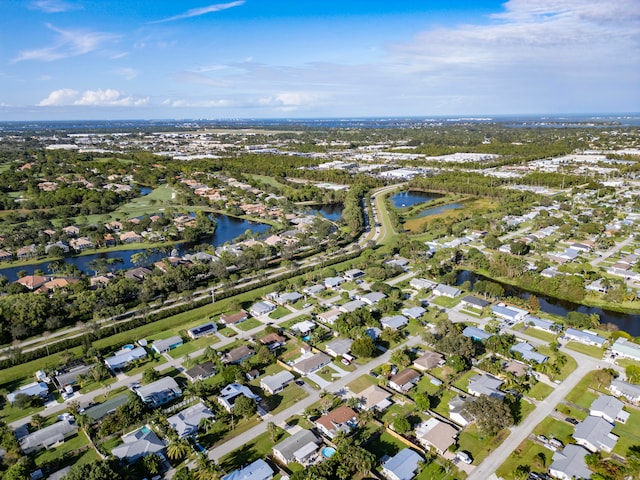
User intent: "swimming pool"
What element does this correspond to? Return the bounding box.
[321,447,336,458]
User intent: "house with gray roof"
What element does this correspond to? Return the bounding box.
[491,304,528,322]
[344,269,365,281]
[589,395,629,424]
[325,338,353,357]
[611,337,640,361]
[223,345,255,364]
[565,329,606,347]
[104,346,147,371]
[359,291,386,306]
[609,379,640,403]
[303,284,325,296]
[53,363,95,392]
[462,326,492,342]
[510,342,548,364]
[381,315,408,330]
[135,377,182,408]
[292,352,331,375]
[339,299,366,313]
[410,278,437,291]
[222,458,273,480]
[19,420,77,454]
[217,383,261,412]
[573,416,618,453]
[7,382,50,404]
[448,395,475,427]
[525,315,560,333]
[468,374,504,399]
[402,306,426,319]
[272,429,320,466]
[250,301,276,317]
[260,370,295,395]
[185,361,216,382]
[549,444,592,480]
[112,426,165,464]
[85,394,128,421]
[324,276,345,289]
[433,284,461,298]
[187,321,218,339]
[151,336,183,354]
[167,402,214,438]
[382,448,422,480]
[460,296,490,310]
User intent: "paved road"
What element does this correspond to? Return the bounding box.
[591,234,635,267]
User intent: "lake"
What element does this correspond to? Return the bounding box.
[390,190,445,209]
[306,203,343,222]
[414,202,463,218]
[456,270,640,336]
[0,213,271,281]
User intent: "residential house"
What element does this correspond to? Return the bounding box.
[217,383,261,412]
[325,338,353,358]
[611,337,640,361]
[0,250,12,261]
[573,416,618,453]
[432,284,461,298]
[19,420,77,454]
[125,267,153,282]
[272,429,320,466]
[135,377,182,408]
[15,275,48,291]
[187,321,218,339]
[448,395,475,427]
[7,382,49,404]
[564,329,606,347]
[358,385,393,412]
[62,225,79,237]
[589,395,629,424]
[609,379,640,404]
[381,315,408,330]
[221,309,250,325]
[549,444,593,480]
[382,448,422,480]
[119,231,143,244]
[359,291,387,306]
[104,346,147,371]
[525,316,560,333]
[324,276,345,289]
[460,296,490,310]
[402,306,426,319]
[315,405,358,439]
[510,342,548,364]
[223,345,255,364]
[343,269,365,281]
[185,362,216,383]
[317,308,342,324]
[250,301,276,317]
[16,244,37,259]
[491,304,528,323]
[151,336,183,354]
[70,237,94,251]
[260,371,295,395]
[53,363,94,392]
[415,418,458,455]
[167,402,214,438]
[291,320,316,335]
[339,299,366,313]
[410,278,437,291]
[413,351,444,371]
[292,352,331,375]
[45,241,70,254]
[389,369,421,393]
[111,426,165,464]
[468,374,504,399]
[260,333,286,350]
[462,326,492,342]
[221,459,273,480]
[273,291,304,305]
[303,284,325,296]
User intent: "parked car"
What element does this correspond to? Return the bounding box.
[456,451,473,464]
[537,435,548,443]
[565,417,579,425]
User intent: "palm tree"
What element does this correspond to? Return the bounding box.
[194,453,221,480]
[266,421,278,442]
[166,438,191,462]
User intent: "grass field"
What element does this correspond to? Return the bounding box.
[35,430,91,467]
[347,375,376,394]
[527,382,554,401]
[431,295,462,309]
[496,439,550,480]
[564,341,605,359]
[458,424,508,465]
[219,428,288,472]
[235,318,263,331]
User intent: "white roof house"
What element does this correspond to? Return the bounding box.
[589,395,629,424]
[217,383,261,412]
[260,371,295,395]
[19,420,77,454]
[573,416,618,453]
[611,337,640,361]
[135,377,182,408]
[381,315,408,330]
[410,278,437,291]
[609,379,640,404]
[468,374,504,399]
[382,448,422,480]
[222,459,273,480]
[111,426,165,464]
[564,329,606,347]
[151,336,183,354]
[549,444,593,480]
[510,342,548,364]
[433,284,461,298]
[325,338,353,357]
[7,382,49,404]
[167,402,214,438]
[104,346,147,371]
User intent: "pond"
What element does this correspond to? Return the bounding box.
[390,191,445,209]
[456,270,640,336]
[0,213,271,282]
[306,203,343,222]
[413,202,463,218]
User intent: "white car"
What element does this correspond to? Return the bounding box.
[456,451,472,464]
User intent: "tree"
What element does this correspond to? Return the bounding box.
[65,459,124,480]
[30,413,44,430]
[446,355,468,373]
[142,453,163,475]
[414,392,431,411]
[627,364,640,384]
[142,367,160,384]
[464,394,514,436]
[233,395,257,419]
[351,336,376,358]
[528,295,540,312]
[514,464,530,480]
[194,453,221,480]
[390,349,411,368]
[267,421,278,442]
[167,438,191,462]
[393,417,411,434]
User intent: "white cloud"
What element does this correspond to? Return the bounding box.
[115,67,138,80]
[38,88,149,106]
[30,0,80,13]
[13,24,119,62]
[149,1,245,24]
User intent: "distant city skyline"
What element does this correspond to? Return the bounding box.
[1,0,638,120]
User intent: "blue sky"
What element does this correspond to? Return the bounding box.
[0,0,638,120]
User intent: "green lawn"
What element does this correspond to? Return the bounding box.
[167,336,217,359]
[612,408,640,456]
[34,430,91,467]
[381,402,416,426]
[453,370,477,392]
[0,400,46,424]
[458,424,508,465]
[264,385,309,414]
[523,327,557,343]
[366,430,407,459]
[270,306,291,319]
[432,389,456,419]
[564,341,605,359]
[431,296,462,308]
[527,382,554,401]
[347,375,376,394]
[564,370,607,408]
[415,375,445,396]
[121,355,167,377]
[533,417,574,446]
[79,376,117,394]
[235,318,263,331]
[219,429,288,473]
[496,439,550,480]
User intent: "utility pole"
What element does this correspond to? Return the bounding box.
[211,286,215,304]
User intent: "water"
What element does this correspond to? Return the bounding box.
[390,191,444,209]
[322,447,336,458]
[306,203,343,221]
[0,213,271,281]
[456,270,640,336]
[414,202,463,218]
[139,186,153,195]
